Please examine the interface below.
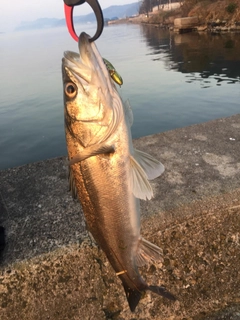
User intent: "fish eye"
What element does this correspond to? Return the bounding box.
[65,82,77,98]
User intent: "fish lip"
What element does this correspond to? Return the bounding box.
[62,51,91,85]
[63,51,80,70]
[62,32,102,85]
[63,32,91,72]
[78,32,91,45]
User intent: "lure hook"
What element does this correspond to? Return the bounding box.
[64,0,104,42]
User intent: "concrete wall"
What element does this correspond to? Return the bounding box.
[0,114,240,319]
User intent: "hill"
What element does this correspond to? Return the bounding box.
[15,2,139,31]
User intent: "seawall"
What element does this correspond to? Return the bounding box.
[0,114,240,319]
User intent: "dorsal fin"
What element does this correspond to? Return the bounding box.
[123,99,133,127]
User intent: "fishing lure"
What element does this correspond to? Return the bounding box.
[103,58,123,86]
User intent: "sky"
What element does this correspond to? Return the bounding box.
[0,0,137,32]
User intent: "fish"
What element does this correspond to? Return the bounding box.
[62,32,176,312]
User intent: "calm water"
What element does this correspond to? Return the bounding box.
[0,24,240,170]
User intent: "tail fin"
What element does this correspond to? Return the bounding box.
[123,284,142,312]
[149,285,176,301]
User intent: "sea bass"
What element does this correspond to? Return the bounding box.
[62,32,175,312]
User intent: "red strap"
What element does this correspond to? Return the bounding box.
[64,4,78,42]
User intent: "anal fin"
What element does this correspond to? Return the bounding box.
[136,237,163,267]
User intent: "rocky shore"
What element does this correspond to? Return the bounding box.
[126,0,240,34]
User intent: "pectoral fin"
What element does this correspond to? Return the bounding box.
[69,144,115,165]
[134,149,165,180]
[68,165,78,199]
[130,156,153,200]
[135,237,163,267]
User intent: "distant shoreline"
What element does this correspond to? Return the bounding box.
[107,2,240,34]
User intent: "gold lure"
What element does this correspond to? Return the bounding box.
[103,58,123,86]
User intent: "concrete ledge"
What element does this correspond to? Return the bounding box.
[174,16,199,32]
[0,114,240,319]
[174,17,199,28]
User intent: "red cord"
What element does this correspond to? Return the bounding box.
[64,4,78,42]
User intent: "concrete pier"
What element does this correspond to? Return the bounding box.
[0,114,240,319]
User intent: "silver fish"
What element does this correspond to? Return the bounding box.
[62,32,175,312]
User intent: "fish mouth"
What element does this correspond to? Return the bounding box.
[63,51,80,67]
[63,32,115,98]
[63,32,90,64]
[63,50,92,85]
[62,32,105,87]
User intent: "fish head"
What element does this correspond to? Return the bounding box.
[62,32,119,147]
